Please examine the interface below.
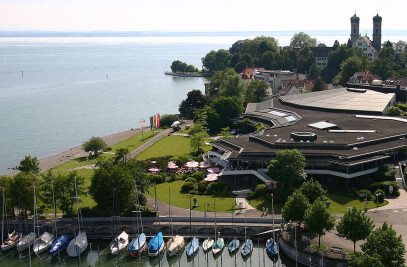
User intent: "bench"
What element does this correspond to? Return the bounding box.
[331,246,342,253]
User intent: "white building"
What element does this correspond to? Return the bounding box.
[352,35,378,62]
[254,70,305,95]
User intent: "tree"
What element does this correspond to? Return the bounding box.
[9,172,37,216]
[387,106,403,116]
[371,46,400,80]
[202,49,231,72]
[55,171,85,216]
[218,74,246,99]
[114,148,129,165]
[18,155,40,174]
[83,137,107,156]
[307,62,320,80]
[234,53,254,73]
[259,51,278,70]
[159,114,180,128]
[336,207,374,252]
[282,190,310,226]
[268,149,306,190]
[361,222,406,267]
[336,56,363,85]
[189,126,209,153]
[312,78,325,91]
[245,79,268,104]
[290,32,317,48]
[304,198,335,248]
[178,89,207,119]
[333,40,340,50]
[296,46,314,73]
[212,96,244,127]
[241,36,279,58]
[349,252,385,267]
[193,105,220,133]
[206,68,238,97]
[90,161,144,214]
[299,179,326,204]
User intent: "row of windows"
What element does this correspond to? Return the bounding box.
[316,57,327,61]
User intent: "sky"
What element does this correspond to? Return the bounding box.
[1,0,407,32]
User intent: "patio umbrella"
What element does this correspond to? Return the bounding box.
[149,168,160,172]
[167,162,178,169]
[207,167,221,173]
[199,161,210,168]
[204,173,219,182]
[186,161,199,168]
[151,161,157,164]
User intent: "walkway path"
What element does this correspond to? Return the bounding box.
[376,189,407,211]
[128,128,173,159]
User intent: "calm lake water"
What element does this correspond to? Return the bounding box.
[0,239,296,267]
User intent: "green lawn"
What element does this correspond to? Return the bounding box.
[136,135,211,160]
[249,192,388,214]
[146,180,236,213]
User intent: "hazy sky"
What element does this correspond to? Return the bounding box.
[1,0,406,32]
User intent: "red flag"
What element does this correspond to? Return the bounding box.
[157,113,160,127]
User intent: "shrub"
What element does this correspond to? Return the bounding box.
[255,184,266,196]
[192,171,206,181]
[374,164,397,182]
[181,182,196,193]
[387,106,403,116]
[185,177,196,183]
[207,181,229,194]
[160,114,180,128]
[358,189,373,201]
[246,192,256,200]
[197,181,208,194]
[145,173,166,184]
[370,181,399,196]
[374,189,385,203]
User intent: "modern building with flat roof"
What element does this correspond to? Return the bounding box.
[206,90,407,183]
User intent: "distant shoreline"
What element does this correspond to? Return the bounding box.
[164,71,209,78]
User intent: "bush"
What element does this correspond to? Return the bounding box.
[207,181,229,194]
[160,114,180,128]
[255,184,266,196]
[374,164,397,182]
[246,192,256,200]
[181,182,196,193]
[370,181,399,196]
[358,189,373,201]
[192,171,206,181]
[145,173,166,185]
[374,189,385,203]
[185,177,196,183]
[387,106,403,116]
[197,181,208,194]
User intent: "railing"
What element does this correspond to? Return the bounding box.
[399,161,407,188]
[305,167,379,179]
[221,169,272,182]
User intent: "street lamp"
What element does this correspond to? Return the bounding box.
[374,193,381,213]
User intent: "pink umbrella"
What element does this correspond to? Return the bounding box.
[199,161,210,168]
[149,168,160,172]
[207,167,221,173]
[204,173,219,182]
[151,161,157,164]
[186,161,199,168]
[167,162,178,169]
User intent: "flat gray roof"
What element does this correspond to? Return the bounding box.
[280,88,395,113]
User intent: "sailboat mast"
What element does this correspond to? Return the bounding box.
[52,181,57,238]
[74,176,80,232]
[2,188,4,244]
[169,187,173,238]
[33,182,37,235]
[204,202,206,238]
[272,194,275,241]
[214,198,216,240]
[135,184,144,233]
[244,207,247,240]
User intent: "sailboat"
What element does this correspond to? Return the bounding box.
[67,176,88,257]
[17,183,38,252]
[50,181,70,255]
[266,194,278,256]
[186,237,199,257]
[33,232,54,255]
[166,187,185,256]
[110,189,129,255]
[241,207,253,257]
[202,202,214,252]
[1,189,20,251]
[228,203,240,254]
[129,181,147,256]
[212,198,224,255]
[148,185,165,256]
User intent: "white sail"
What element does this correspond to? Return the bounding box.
[67,231,88,257]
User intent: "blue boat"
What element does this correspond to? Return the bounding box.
[241,239,253,257]
[228,239,240,254]
[186,237,199,257]
[50,235,70,255]
[129,233,147,257]
[212,237,224,255]
[148,232,164,257]
[266,238,278,256]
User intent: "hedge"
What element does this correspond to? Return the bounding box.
[370,181,399,196]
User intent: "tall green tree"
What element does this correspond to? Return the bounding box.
[304,198,335,249]
[296,46,314,73]
[114,148,129,165]
[83,137,107,156]
[336,207,374,251]
[290,32,317,48]
[307,62,320,80]
[245,79,268,104]
[18,155,40,174]
[206,69,237,97]
[55,171,85,216]
[268,149,306,190]
[241,36,279,58]
[212,96,244,127]
[178,89,207,119]
[218,74,246,99]
[361,222,406,267]
[202,49,231,72]
[335,56,363,85]
[234,53,254,73]
[193,105,220,133]
[282,190,310,226]
[349,252,385,267]
[298,179,326,204]
[190,129,209,154]
[312,78,325,91]
[9,172,37,216]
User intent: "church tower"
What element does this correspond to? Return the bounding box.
[350,13,360,44]
[373,13,382,51]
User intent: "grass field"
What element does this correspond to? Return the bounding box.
[136,135,211,160]
[249,192,388,214]
[146,180,236,212]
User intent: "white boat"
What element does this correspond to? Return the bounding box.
[110,231,129,255]
[33,232,54,255]
[166,235,185,256]
[67,231,88,257]
[1,231,20,251]
[202,238,214,252]
[17,232,36,252]
[212,237,224,255]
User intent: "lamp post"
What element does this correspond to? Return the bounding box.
[374,193,381,213]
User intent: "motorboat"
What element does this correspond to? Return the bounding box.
[148,232,165,256]
[33,232,54,255]
[166,235,185,257]
[186,237,199,257]
[67,231,88,257]
[110,231,129,255]
[50,234,70,255]
[129,233,147,257]
[1,231,20,251]
[16,232,36,252]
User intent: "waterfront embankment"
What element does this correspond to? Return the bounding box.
[164,71,210,78]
